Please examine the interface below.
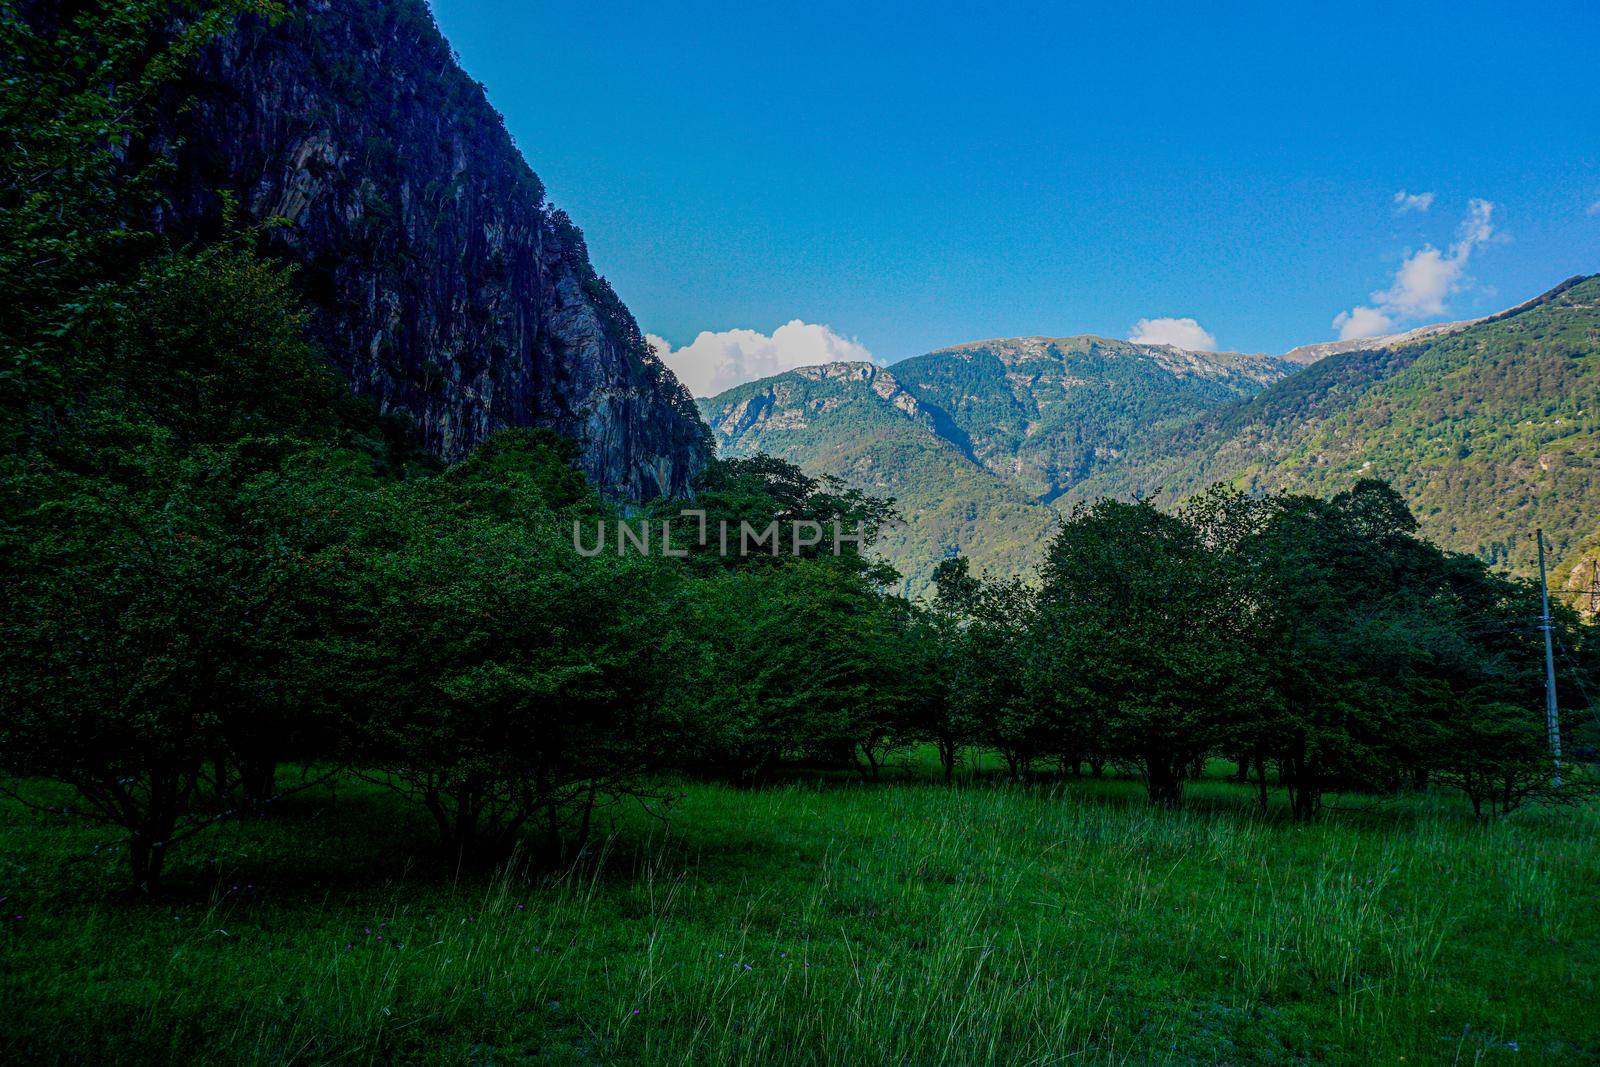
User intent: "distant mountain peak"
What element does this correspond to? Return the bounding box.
[925,334,1286,386]
[792,361,888,382]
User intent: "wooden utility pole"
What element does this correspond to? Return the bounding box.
[1536,529,1562,786]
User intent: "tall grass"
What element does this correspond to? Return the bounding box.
[2,770,1596,1064]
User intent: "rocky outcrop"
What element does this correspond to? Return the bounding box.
[147,0,707,497]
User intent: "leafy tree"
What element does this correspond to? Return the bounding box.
[0,247,376,889]
[0,428,376,889]
[1231,484,1423,818]
[1035,499,1252,807]
[1,0,281,427]
[674,558,904,783]
[933,558,1043,780]
[671,454,898,581]
[324,431,681,860]
[901,588,970,782]
[1413,553,1597,815]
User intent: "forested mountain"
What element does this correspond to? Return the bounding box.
[705,278,1600,596]
[137,0,708,496]
[701,340,1289,591]
[1067,275,1600,587]
[892,338,1289,502]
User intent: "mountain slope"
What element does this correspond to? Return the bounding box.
[1069,275,1600,580]
[702,364,1056,593]
[890,337,1288,502]
[702,341,1289,591]
[147,0,706,497]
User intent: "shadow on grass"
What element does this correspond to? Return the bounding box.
[1,747,1548,909]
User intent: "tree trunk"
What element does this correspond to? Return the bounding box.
[240,759,277,814]
[574,782,598,857]
[423,788,452,845]
[860,744,881,781]
[128,815,175,894]
[1234,753,1251,783]
[1145,756,1183,810]
[1289,771,1320,821]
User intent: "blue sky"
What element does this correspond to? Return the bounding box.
[429,0,1599,394]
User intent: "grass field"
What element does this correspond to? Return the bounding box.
[2,755,1597,1064]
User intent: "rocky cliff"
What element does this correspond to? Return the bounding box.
[146,0,707,497]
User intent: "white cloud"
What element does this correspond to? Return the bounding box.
[1588,200,1600,216]
[1331,306,1394,339]
[1393,189,1435,214]
[1128,316,1218,352]
[1333,198,1497,340]
[648,320,876,397]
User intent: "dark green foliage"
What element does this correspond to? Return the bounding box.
[672,559,906,783]
[1034,497,1256,807]
[1,247,356,891]
[320,432,684,859]
[932,559,1046,780]
[0,0,282,426]
[674,454,899,580]
[648,452,922,783]
[926,479,1598,818]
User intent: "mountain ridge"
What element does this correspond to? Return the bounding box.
[702,334,1289,591]
[704,274,1600,595]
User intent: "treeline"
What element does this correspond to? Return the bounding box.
[929,485,1597,817]
[2,2,1596,893]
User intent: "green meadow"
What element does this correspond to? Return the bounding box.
[3,757,1595,1065]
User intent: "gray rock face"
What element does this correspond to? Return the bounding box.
[149,0,708,497]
